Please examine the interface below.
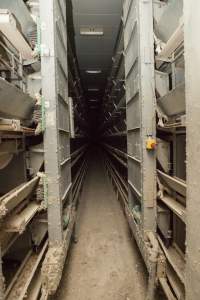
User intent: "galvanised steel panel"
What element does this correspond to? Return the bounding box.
[55,37,68,76]
[124,0,137,49]
[0,0,35,37]
[56,1,67,42]
[124,13,138,76]
[127,130,141,159]
[125,33,138,76]
[124,0,156,231]
[57,68,69,106]
[127,96,140,129]
[59,131,70,163]
[40,0,71,244]
[154,0,183,43]
[128,158,142,194]
[0,78,36,120]
[58,97,70,133]
[126,69,139,103]
[123,0,133,26]
[60,162,71,201]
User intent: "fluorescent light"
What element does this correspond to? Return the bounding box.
[80,26,104,36]
[89,99,99,102]
[88,88,99,92]
[86,70,102,74]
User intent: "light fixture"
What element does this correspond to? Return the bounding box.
[89,99,99,102]
[86,70,102,74]
[80,26,104,36]
[88,88,99,92]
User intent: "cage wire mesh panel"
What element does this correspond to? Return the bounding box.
[123,0,156,232]
[40,0,71,244]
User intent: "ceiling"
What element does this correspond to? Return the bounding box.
[70,0,123,107]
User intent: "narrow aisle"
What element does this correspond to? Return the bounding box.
[56,153,147,300]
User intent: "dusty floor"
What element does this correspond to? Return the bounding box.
[55,155,148,300]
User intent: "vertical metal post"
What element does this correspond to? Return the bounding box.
[124,0,156,234]
[138,0,156,232]
[124,2,157,297]
[40,0,63,243]
[40,0,71,244]
[184,0,200,299]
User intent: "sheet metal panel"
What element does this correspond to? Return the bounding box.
[0,0,35,37]
[0,77,36,120]
[158,83,185,117]
[154,0,183,43]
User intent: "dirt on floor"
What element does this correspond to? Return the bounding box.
[55,157,148,300]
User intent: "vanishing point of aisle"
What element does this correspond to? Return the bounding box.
[56,153,147,300]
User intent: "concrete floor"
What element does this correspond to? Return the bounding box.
[56,154,147,300]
